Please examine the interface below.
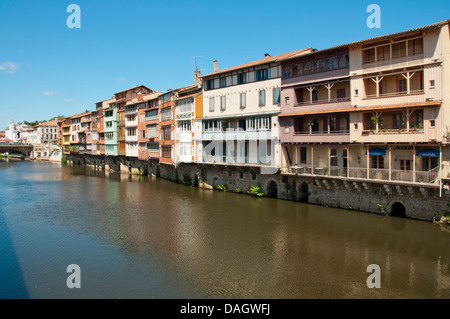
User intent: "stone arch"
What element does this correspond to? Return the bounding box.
[193,174,199,187]
[266,180,278,198]
[211,175,222,188]
[391,202,406,218]
[299,182,309,203]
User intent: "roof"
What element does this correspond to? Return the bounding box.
[114,85,153,95]
[36,120,58,127]
[280,19,450,65]
[202,47,314,77]
[125,91,163,106]
[70,111,91,119]
[324,19,450,52]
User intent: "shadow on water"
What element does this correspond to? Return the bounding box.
[0,201,29,299]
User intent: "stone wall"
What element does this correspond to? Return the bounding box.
[64,154,449,222]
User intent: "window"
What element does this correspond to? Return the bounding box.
[282,66,292,78]
[255,68,268,81]
[408,38,423,56]
[315,59,325,72]
[140,130,145,139]
[209,98,215,112]
[430,119,436,127]
[206,79,214,90]
[371,155,384,169]
[148,143,159,153]
[273,88,280,105]
[147,124,157,138]
[430,80,435,88]
[240,93,246,108]
[146,110,157,121]
[400,159,411,171]
[299,147,307,164]
[178,120,191,132]
[237,73,247,84]
[312,90,319,102]
[285,96,290,105]
[220,77,226,88]
[326,57,338,70]
[161,126,171,140]
[393,113,406,130]
[293,64,303,76]
[161,146,171,158]
[220,96,226,111]
[392,42,407,59]
[161,108,171,121]
[377,45,390,62]
[239,171,244,179]
[338,54,349,68]
[330,149,338,166]
[399,79,407,93]
[303,61,313,74]
[363,48,376,64]
[259,90,266,106]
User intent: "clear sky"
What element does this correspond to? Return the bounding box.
[0,0,448,130]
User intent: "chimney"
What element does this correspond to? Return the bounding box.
[214,60,218,72]
[194,70,202,86]
[264,53,271,58]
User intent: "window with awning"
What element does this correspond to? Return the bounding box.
[416,149,440,157]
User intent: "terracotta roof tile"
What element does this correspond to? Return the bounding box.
[203,47,314,77]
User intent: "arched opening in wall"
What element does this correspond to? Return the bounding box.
[391,202,406,218]
[267,181,278,198]
[193,174,199,187]
[299,182,309,203]
[212,176,222,189]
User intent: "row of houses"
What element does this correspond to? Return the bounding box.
[58,20,450,188]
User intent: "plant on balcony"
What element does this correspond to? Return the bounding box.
[370,116,384,132]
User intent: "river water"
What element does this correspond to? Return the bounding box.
[0,160,449,299]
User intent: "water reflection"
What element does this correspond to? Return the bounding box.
[0,161,449,298]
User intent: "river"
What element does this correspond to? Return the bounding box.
[0,160,449,299]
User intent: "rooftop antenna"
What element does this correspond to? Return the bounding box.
[192,56,205,73]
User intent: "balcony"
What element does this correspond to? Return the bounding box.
[289,130,350,144]
[362,53,424,73]
[282,165,439,185]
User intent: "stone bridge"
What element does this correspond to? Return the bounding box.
[0,144,34,159]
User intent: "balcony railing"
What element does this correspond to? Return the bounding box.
[294,130,350,136]
[364,89,424,100]
[294,97,350,107]
[282,165,439,184]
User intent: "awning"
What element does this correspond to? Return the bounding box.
[416,149,440,157]
[366,148,386,156]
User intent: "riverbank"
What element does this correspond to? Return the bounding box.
[62,153,450,222]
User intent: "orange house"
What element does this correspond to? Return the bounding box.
[158,89,179,165]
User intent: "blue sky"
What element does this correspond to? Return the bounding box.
[0,0,448,130]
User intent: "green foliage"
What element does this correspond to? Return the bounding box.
[61,155,67,166]
[247,185,264,197]
[216,184,227,191]
[377,203,388,216]
[370,116,384,130]
[236,188,243,193]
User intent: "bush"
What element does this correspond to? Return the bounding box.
[247,185,264,197]
[61,155,67,165]
[216,184,227,191]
